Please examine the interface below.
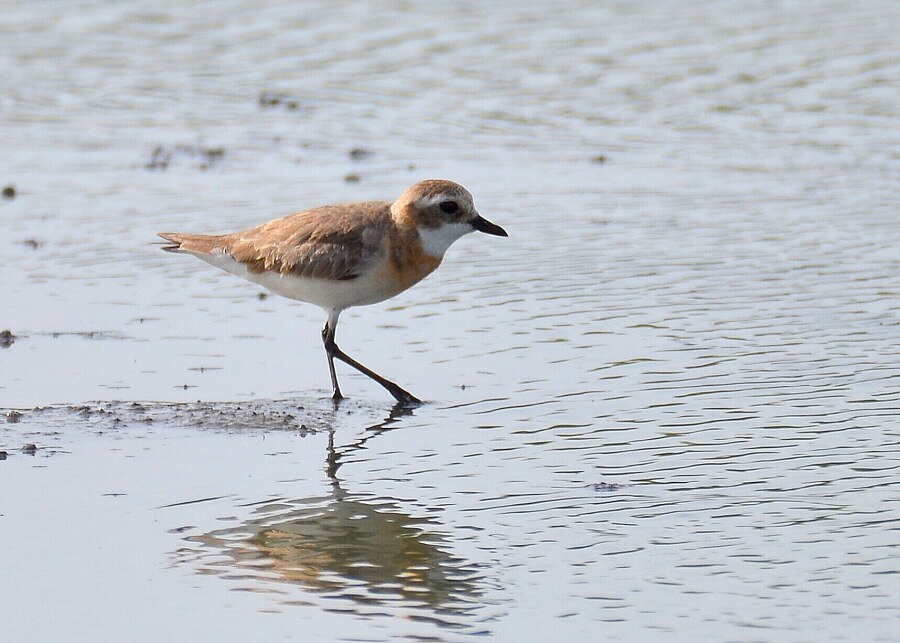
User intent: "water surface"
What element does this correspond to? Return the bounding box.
[1,1,898,640]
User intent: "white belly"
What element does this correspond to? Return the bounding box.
[196,251,397,312]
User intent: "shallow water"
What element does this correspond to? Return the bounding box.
[1,1,898,641]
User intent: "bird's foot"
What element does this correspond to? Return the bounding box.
[390,389,423,408]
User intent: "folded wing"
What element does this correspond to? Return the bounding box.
[158,201,392,282]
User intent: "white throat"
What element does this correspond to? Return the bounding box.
[418,223,472,258]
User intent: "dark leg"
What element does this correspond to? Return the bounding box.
[330,343,422,406]
[322,319,343,401]
[321,314,421,406]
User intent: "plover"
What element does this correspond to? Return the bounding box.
[159,179,507,405]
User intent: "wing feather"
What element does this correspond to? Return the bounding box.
[226,201,391,280]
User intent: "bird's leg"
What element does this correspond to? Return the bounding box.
[330,341,422,406]
[322,314,421,406]
[322,319,343,401]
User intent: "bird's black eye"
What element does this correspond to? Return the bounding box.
[439,201,459,214]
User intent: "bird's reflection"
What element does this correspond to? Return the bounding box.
[324,400,413,481]
[186,402,485,624]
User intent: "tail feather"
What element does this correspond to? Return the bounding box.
[157,232,230,255]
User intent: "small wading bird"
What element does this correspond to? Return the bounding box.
[159,179,507,406]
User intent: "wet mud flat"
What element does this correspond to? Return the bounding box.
[1,397,393,457]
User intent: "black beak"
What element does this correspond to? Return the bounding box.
[471,214,508,237]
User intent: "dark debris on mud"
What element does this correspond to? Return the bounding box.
[0,330,15,348]
[348,147,373,161]
[44,330,128,341]
[146,144,225,171]
[591,482,632,493]
[257,91,309,113]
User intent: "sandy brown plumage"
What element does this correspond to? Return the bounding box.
[160,201,394,281]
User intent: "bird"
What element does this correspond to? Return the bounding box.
[158,179,507,406]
